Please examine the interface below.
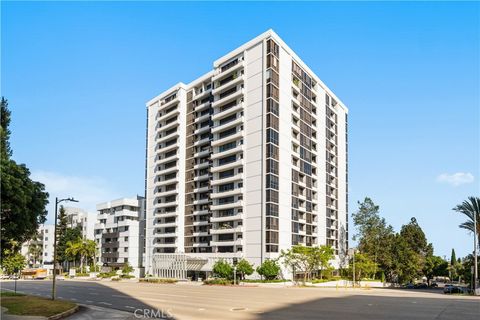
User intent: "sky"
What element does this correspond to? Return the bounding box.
[2,1,479,258]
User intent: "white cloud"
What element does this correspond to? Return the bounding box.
[31,171,120,224]
[436,172,475,187]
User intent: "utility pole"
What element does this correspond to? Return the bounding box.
[474,209,478,295]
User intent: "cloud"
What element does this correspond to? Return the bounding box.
[31,170,120,224]
[436,172,475,187]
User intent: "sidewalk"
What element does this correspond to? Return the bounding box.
[66,305,137,320]
[1,305,138,320]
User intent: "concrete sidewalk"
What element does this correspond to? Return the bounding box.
[1,305,138,320]
[66,305,138,320]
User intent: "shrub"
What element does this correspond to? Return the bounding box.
[98,271,117,278]
[111,277,121,281]
[120,274,135,279]
[241,279,288,283]
[212,260,233,279]
[122,264,134,276]
[256,259,280,280]
[75,273,90,277]
[139,278,177,284]
[203,278,233,285]
[236,259,254,280]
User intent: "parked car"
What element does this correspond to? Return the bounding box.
[444,285,465,294]
[415,283,428,289]
[403,283,415,289]
[430,282,438,287]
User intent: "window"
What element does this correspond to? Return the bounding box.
[266,114,279,130]
[266,83,279,100]
[218,155,237,166]
[266,231,279,243]
[266,190,278,203]
[219,114,237,126]
[266,159,278,175]
[266,98,279,116]
[218,141,237,153]
[219,169,234,179]
[124,247,128,252]
[267,54,279,72]
[219,100,237,112]
[266,174,279,190]
[266,203,279,217]
[267,39,279,57]
[267,129,279,145]
[266,143,279,159]
[218,183,234,192]
[218,196,235,205]
[266,217,279,230]
[266,69,279,86]
[218,127,237,139]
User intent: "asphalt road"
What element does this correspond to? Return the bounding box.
[1,280,478,320]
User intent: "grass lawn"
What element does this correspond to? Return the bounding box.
[1,291,76,317]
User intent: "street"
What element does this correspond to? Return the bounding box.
[1,280,478,320]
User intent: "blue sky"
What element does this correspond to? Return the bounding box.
[2,1,479,258]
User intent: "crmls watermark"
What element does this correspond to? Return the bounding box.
[134,308,174,319]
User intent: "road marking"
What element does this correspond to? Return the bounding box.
[125,306,135,309]
[99,302,112,306]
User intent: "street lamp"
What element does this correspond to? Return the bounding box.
[474,208,478,295]
[52,197,78,300]
[349,247,357,288]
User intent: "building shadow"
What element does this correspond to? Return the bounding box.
[255,293,479,320]
[0,279,173,319]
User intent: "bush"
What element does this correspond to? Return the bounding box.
[111,277,121,281]
[203,278,233,285]
[75,273,90,277]
[120,274,135,279]
[98,271,117,278]
[256,259,280,280]
[241,279,287,283]
[212,260,233,279]
[236,259,254,280]
[139,278,177,284]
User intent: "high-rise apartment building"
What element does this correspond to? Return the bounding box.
[145,30,348,277]
[21,224,55,274]
[64,207,95,240]
[94,196,146,277]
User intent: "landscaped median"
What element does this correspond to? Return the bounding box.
[1,291,78,319]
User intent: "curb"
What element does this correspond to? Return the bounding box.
[47,305,79,320]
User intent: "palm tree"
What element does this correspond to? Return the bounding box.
[453,196,480,246]
[65,240,80,269]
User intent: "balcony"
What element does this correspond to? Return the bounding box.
[194,137,211,147]
[211,131,243,147]
[210,212,243,222]
[157,120,179,133]
[194,126,211,136]
[212,116,244,134]
[193,198,210,206]
[157,143,178,153]
[192,88,212,101]
[195,101,211,112]
[192,185,210,193]
[212,60,245,81]
[156,153,178,165]
[210,188,243,199]
[193,173,210,182]
[212,74,244,96]
[156,166,178,177]
[195,113,211,124]
[210,226,243,235]
[157,131,179,145]
[157,109,180,123]
[194,149,211,158]
[193,162,210,170]
[211,159,244,173]
[211,173,243,185]
[210,239,242,247]
[211,144,243,160]
[212,103,243,121]
[211,88,244,109]
[153,242,177,248]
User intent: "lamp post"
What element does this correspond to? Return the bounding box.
[349,248,357,288]
[52,197,78,300]
[474,208,478,295]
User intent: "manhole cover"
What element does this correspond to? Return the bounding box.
[230,307,246,311]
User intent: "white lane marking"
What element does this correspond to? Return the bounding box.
[99,302,112,306]
[125,306,135,309]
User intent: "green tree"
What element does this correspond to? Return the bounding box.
[453,196,480,247]
[315,245,335,279]
[236,259,254,280]
[391,233,421,284]
[352,197,395,278]
[212,260,233,279]
[1,98,49,260]
[256,259,281,280]
[350,253,377,280]
[58,227,82,267]
[2,253,26,275]
[450,249,456,266]
[280,245,313,284]
[27,233,43,267]
[423,255,448,285]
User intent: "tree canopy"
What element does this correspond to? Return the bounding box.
[1,98,49,261]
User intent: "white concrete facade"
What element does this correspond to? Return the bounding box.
[94,196,145,277]
[64,207,95,240]
[145,30,348,276]
[21,224,55,274]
